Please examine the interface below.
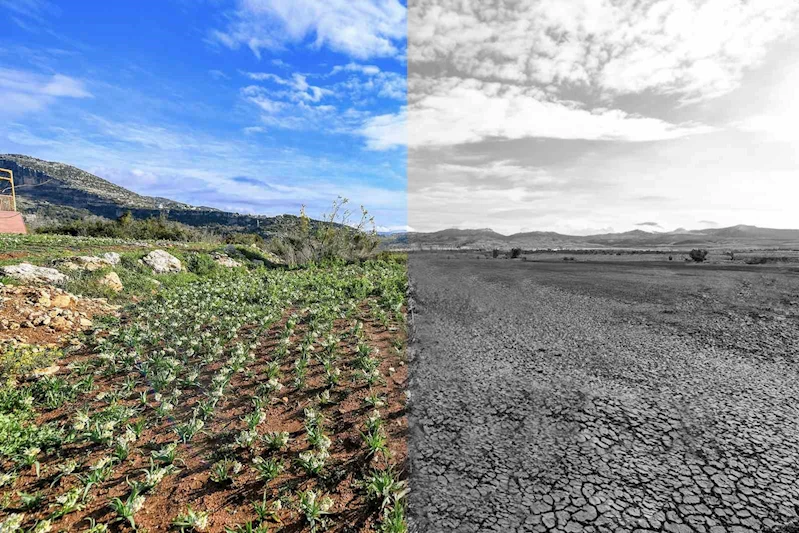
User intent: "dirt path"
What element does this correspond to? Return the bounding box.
[407,254,799,533]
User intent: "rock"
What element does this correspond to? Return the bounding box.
[1,263,67,284]
[79,318,93,328]
[58,261,81,271]
[212,253,242,268]
[98,272,124,292]
[101,252,121,265]
[141,250,182,274]
[51,294,76,309]
[50,316,69,331]
[73,256,109,271]
[29,365,60,378]
[57,253,121,271]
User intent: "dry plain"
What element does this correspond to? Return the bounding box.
[407,253,799,533]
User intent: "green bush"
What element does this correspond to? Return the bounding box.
[223,232,264,247]
[185,253,219,277]
[0,343,61,385]
[266,198,379,267]
[36,212,219,243]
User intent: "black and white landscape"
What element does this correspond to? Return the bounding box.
[406,1,799,532]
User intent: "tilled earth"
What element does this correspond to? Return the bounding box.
[407,254,799,533]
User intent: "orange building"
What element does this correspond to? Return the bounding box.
[0,168,26,234]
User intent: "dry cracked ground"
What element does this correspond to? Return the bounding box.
[406,253,799,533]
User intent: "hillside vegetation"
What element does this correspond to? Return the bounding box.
[0,230,409,533]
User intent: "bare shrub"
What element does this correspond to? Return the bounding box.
[689,249,708,262]
[267,197,379,266]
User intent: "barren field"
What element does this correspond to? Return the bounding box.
[407,253,799,533]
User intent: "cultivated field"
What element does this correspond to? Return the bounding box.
[0,235,409,533]
[407,253,799,533]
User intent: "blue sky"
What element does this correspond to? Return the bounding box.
[0,0,408,231]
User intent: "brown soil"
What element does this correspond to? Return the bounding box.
[0,285,119,345]
[3,303,407,532]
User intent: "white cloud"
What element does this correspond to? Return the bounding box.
[208,69,229,80]
[359,107,407,150]
[241,66,405,147]
[241,85,286,114]
[5,118,406,225]
[0,68,91,116]
[332,63,382,76]
[243,72,334,103]
[732,60,799,143]
[408,77,713,146]
[410,0,799,104]
[0,0,60,22]
[211,0,406,60]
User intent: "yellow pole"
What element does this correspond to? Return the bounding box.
[0,168,15,211]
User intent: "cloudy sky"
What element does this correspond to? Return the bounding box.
[0,0,407,231]
[408,0,799,235]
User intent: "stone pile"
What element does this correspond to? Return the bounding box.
[0,285,116,334]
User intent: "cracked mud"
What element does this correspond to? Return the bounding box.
[407,254,799,533]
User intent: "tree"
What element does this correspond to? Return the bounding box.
[117,211,133,226]
[689,249,708,262]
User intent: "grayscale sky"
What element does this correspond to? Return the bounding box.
[407,0,799,235]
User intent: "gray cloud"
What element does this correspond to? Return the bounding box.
[408,1,799,233]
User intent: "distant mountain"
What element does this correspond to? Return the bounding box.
[1,154,302,236]
[399,224,799,250]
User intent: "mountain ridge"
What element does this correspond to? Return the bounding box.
[390,224,799,250]
[3,154,796,249]
[0,154,301,236]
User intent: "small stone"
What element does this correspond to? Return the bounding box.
[141,250,182,274]
[50,316,69,331]
[51,294,76,308]
[29,365,60,378]
[98,271,124,292]
[101,252,121,265]
[1,263,67,284]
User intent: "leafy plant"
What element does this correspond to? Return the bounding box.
[380,498,408,533]
[209,458,242,484]
[172,506,209,532]
[252,456,283,482]
[363,468,408,510]
[262,431,289,451]
[51,487,84,519]
[108,486,145,530]
[296,450,329,476]
[297,490,334,533]
[17,490,43,511]
[175,418,204,444]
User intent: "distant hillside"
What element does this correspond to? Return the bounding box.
[1,154,302,236]
[398,225,799,250]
